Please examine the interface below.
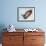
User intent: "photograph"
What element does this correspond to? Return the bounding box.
[17,7,35,22]
[0,0,46,46]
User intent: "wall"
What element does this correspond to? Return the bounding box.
[0,0,46,29]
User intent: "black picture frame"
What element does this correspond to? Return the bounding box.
[17,7,35,22]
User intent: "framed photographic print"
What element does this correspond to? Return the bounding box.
[17,7,35,22]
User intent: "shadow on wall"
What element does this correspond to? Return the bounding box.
[0,24,7,43]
